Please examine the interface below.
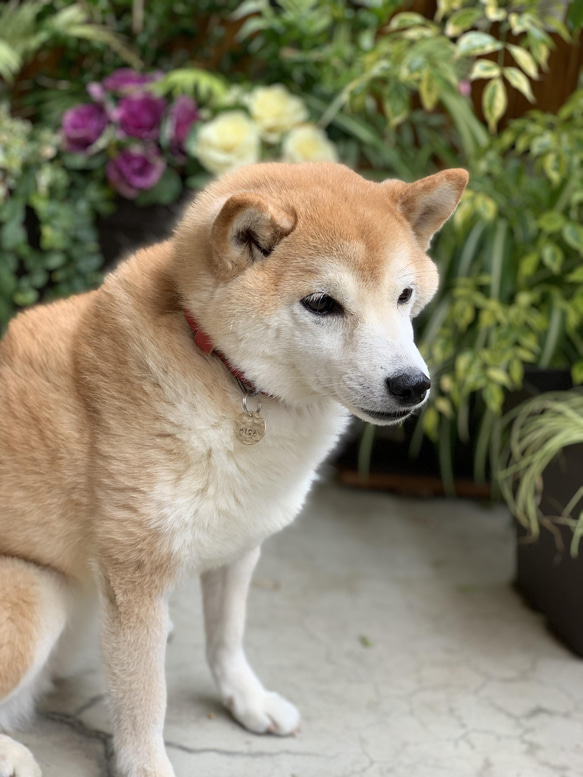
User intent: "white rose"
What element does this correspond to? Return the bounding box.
[282,124,338,164]
[247,85,308,143]
[193,111,260,175]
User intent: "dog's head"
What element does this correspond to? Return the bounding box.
[174,162,468,425]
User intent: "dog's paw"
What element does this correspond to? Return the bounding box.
[0,735,42,777]
[225,690,300,736]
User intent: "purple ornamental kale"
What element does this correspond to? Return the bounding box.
[115,92,167,141]
[61,103,108,153]
[106,146,166,199]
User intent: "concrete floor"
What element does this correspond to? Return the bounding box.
[20,480,583,776]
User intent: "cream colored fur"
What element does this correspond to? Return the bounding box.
[0,162,467,776]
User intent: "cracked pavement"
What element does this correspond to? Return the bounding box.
[18,480,583,776]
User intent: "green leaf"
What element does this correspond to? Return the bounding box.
[436,0,463,21]
[134,168,183,207]
[541,242,564,273]
[567,266,583,282]
[572,360,583,384]
[469,59,501,80]
[419,69,439,111]
[483,0,506,22]
[445,8,483,37]
[509,358,524,387]
[486,367,512,388]
[527,33,550,70]
[482,383,504,413]
[0,40,22,82]
[518,252,540,282]
[154,68,228,103]
[543,15,571,42]
[1,220,26,251]
[542,152,564,187]
[482,77,507,132]
[435,396,453,418]
[508,12,531,33]
[389,13,428,30]
[562,223,583,254]
[537,211,566,233]
[13,287,39,307]
[456,31,503,57]
[185,174,211,191]
[422,406,439,441]
[567,0,583,31]
[383,84,410,127]
[230,0,266,20]
[506,44,538,78]
[503,67,535,102]
[530,132,553,155]
[0,265,17,296]
[43,251,66,270]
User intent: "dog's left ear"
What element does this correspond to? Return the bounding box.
[386,169,469,250]
[210,192,296,280]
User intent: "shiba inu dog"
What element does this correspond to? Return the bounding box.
[0,161,467,776]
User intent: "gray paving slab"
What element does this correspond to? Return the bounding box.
[18,480,583,776]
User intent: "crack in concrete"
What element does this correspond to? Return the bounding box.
[73,693,105,718]
[41,711,114,777]
[165,739,332,759]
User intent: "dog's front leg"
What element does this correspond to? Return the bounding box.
[201,546,300,736]
[100,580,175,777]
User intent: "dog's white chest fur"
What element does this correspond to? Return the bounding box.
[150,395,350,571]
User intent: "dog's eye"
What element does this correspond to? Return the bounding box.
[301,294,343,316]
[398,287,413,304]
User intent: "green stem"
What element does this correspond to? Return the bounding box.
[358,423,377,481]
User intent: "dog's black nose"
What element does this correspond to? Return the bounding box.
[386,371,431,406]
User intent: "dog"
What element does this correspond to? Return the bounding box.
[0,161,467,776]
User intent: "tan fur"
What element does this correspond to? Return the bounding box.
[0,162,467,776]
[0,559,40,699]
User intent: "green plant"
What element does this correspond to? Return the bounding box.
[497,390,583,555]
[0,106,112,330]
[235,0,574,173]
[8,1,244,124]
[0,0,139,84]
[414,88,583,491]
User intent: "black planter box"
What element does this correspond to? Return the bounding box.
[515,442,583,657]
[334,417,491,498]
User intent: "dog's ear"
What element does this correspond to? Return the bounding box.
[210,192,296,280]
[386,169,469,250]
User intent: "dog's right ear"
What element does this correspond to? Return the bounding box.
[210,192,296,280]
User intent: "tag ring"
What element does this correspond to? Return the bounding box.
[242,393,262,416]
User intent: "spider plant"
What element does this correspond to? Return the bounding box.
[496,390,583,556]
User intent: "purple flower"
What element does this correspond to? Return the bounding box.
[102,68,162,94]
[61,103,108,153]
[106,146,166,199]
[115,92,167,141]
[458,79,471,98]
[168,96,199,160]
[87,81,105,102]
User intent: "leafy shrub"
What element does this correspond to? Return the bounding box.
[416,89,583,487]
[0,0,139,85]
[0,106,112,330]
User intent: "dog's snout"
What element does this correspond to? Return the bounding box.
[386,371,431,406]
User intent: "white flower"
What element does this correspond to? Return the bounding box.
[282,124,338,164]
[193,111,260,175]
[247,84,308,143]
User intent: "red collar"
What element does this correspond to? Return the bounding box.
[184,310,262,396]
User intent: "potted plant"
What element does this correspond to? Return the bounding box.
[496,390,583,656]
